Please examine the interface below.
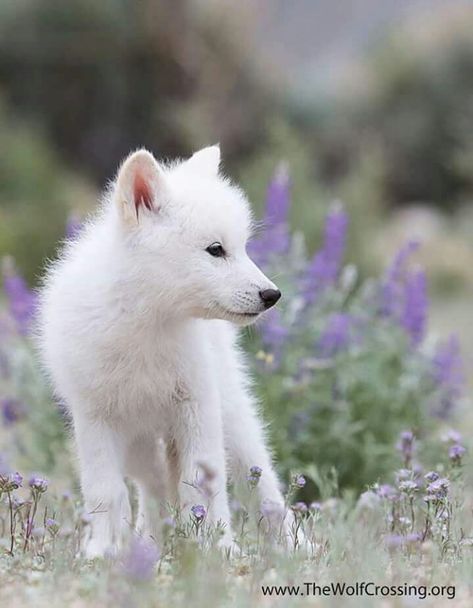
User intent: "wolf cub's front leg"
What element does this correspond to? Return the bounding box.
[74,414,131,558]
[172,382,233,548]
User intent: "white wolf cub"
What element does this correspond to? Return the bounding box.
[38,145,288,557]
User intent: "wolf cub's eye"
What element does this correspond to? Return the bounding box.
[206,242,226,258]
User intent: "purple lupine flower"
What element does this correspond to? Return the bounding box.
[432,336,464,418]
[248,163,291,267]
[318,313,352,356]
[380,240,420,318]
[401,269,428,346]
[449,444,466,464]
[259,308,288,357]
[66,212,83,240]
[121,537,160,582]
[29,476,48,492]
[191,504,206,521]
[2,258,37,335]
[1,398,27,426]
[302,203,349,305]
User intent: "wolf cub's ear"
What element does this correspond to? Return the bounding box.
[114,149,166,224]
[185,144,220,176]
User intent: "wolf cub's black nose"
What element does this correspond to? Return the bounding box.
[259,288,281,309]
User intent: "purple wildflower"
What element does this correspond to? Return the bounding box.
[432,336,464,418]
[318,313,352,356]
[380,240,420,318]
[449,444,466,464]
[249,163,291,267]
[401,269,428,346]
[2,258,37,335]
[442,429,462,444]
[1,398,27,426]
[259,308,288,360]
[121,537,160,582]
[424,471,439,483]
[426,478,449,500]
[46,518,60,534]
[9,472,23,488]
[291,501,308,514]
[377,484,398,501]
[310,501,322,512]
[29,476,48,492]
[0,471,23,492]
[302,203,349,305]
[293,474,306,489]
[191,504,206,521]
[398,480,418,494]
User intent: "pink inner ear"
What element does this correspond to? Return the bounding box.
[133,172,154,215]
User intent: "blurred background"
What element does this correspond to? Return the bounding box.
[0,0,472,490]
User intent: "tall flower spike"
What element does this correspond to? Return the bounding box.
[380,240,420,318]
[2,257,37,336]
[432,335,464,418]
[249,163,291,267]
[401,268,428,346]
[318,313,352,357]
[302,202,348,306]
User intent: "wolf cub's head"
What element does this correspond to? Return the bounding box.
[111,146,281,325]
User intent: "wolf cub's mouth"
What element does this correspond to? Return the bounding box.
[227,310,260,318]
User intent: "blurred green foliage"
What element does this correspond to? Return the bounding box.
[0,103,94,283]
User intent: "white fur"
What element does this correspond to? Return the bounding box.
[37,146,287,557]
